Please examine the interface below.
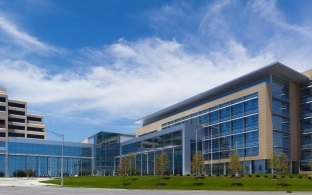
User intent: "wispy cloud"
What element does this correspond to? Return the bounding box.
[252,0,312,37]
[0,0,312,129]
[0,14,61,54]
[0,37,274,123]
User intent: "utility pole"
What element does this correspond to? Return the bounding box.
[46,130,64,187]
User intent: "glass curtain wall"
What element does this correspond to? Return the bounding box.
[271,78,290,156]
[300,80,312,171]
[1,141,93,176]
[120,130,183,175]
[202,93,259,174]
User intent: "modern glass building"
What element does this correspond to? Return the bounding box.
[87,132,134,176]
[133,62,312,175]
[0,138,93,177]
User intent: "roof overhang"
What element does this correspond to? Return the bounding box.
[138,62,309,126]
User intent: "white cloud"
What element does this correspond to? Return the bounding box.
[0,37,275,122]
[0,0,312,127]
[252,0,312,37]
[0,14,61,54]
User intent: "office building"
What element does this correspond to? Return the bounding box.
[87,132,134,176]
[0,88,45,140]
[117,62,312,175]
[0,137,93,177]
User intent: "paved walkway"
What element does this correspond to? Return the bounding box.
[0,178,311,195]
[0,177,53,187]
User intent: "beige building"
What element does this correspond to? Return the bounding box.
[0,88,46,142]
[130,62,312,174]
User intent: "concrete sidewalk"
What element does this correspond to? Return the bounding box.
[0,178,53,187]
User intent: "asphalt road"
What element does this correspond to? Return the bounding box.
[0,186,311,195]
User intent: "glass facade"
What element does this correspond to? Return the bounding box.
[300,80,312,171]
[0,139,93,177]
[120,130,183,175]
[91,132,134,176]
[201,93,259,174]
[271,78,290,156]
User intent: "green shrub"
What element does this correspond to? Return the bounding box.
[256,174,260,177]
[248,174,252,177]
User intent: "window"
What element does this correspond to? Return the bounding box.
[27,117,42,122]
[246,147,259,156]
[220,107,231,121]
[232,134,244,149]
[232,118,243,133]
[220,122,231,136]
[245,131,259,147]
[8,125,25,130]
[245,115,258,130]
[8,110,25,116]
[210,125,219,138]
[220,136,231,151]
[231,103,243,118]
[244,99,258,114]
[8,102,25,109]
[209,111,219,124]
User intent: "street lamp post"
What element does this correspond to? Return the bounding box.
[46,129,64,187]
[195,129,198,154]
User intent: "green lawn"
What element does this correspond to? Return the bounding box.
[42,174,312,191]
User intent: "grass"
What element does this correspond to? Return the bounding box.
[42,174,312,191]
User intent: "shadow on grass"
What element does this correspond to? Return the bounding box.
[121,182,132,187]
[277,183,291,187]
[131,177,138,181]
[156,182,167,186]
[231,182,243,187]
[192,182,205,186]
[162,176,171,180]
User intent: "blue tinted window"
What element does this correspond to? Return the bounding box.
[245,99,258,114]
[232,118,243,133]
[231,103,243,118]
[246,147,259,156]
[246,131,258,147]
[232,134,244,149]
[220,122,231,136]
[209,111,219,124]
[245,115,258,130]
[220,107,231,121]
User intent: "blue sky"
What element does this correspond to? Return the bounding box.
[0,0,311,141]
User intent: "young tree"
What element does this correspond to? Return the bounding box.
[268,151,279,176]
[128,153,136,176]
[228,150,242,179]
[155,152,168,184]
[118,156,129,185]
[275,153,289,176]
[191,151,203,176]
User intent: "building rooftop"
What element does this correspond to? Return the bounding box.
[138,62,309,126]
